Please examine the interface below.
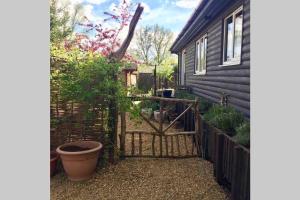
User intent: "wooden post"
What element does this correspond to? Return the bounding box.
[194,98,201,157]
[139,132,142,156]
[120,111,126,159]
[231,146,242,200]
[191,135,195,155]
[152,135,156,156]
[184,135,189,154]
[131,132,135,155]
[107,3,144,163]
[215,133,225,184]
[171,136,174,156]
[165,135,169,157]
[159,100,163,157]
[176,135,180,156]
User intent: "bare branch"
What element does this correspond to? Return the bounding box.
[109,4,144,61]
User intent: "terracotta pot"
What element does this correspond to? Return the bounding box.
[50,151,59,177]
[56,141,103,181]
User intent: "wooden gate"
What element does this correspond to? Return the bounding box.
[119,96,202,158]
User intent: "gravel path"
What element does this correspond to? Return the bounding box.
[51,113,230,199]
[51,158,230,200]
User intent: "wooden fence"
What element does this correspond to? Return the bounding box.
[176,102,250,200]
[50,99,107,150]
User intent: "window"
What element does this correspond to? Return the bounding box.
[180,49,186,85]
[223,6,243,65]
[195,34,207,74]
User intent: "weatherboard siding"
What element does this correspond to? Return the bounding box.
[179,0,250,117]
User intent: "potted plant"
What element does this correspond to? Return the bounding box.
[56,140,103,181]
[50,151,59,177]
[153,110,167,122]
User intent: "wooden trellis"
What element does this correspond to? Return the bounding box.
[120,96,202,158]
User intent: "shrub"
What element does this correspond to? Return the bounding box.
[234,121,250,147]
[203,105,245,136]
[140,100,159,111]
[175,90,212,112]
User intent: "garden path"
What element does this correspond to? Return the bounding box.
[50,114,230,200]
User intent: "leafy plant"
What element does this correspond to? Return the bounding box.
[203,105,245,136]
[140,100,159,111]
[175,90,212,112]
[234,121,250,147]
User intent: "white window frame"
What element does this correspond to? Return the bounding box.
[180,49,186,85]
[194,34,207,75]
[222,6,243,66]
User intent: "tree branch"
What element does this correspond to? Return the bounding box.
[109,3,144,61]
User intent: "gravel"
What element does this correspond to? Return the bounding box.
[51,113,230,200]
[51,158,230,200]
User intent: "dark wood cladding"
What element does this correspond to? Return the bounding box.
[179,0,250,117]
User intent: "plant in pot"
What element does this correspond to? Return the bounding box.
[56,140,103,181]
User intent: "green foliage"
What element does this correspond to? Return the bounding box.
[234,121,250,147]
[175,90,212,112]
[156,57,176,81]
[140,100,159,111]
[128,101,143,125]
[203,105,245,136]
[50,0,83,44]
[50,45,131,117]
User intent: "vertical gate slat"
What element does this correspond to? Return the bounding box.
[171,135,174,156]
[176,135,180,156]
[165,135,169,157]
[131,132,135,156]
[152,135,156,156]
[184,135,189,154]
[139,132,142,156]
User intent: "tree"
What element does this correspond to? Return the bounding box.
[132,24,174,65]
[152,24,173,65]
[135,26,153,64]
[50,0,83,44]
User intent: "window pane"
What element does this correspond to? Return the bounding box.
[225,16,234,61]
[234,11,243,58]
[197,42,200,72]
[204,37,207,70]
[200,39,204,72]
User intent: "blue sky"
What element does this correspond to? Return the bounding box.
[65,0,201,37]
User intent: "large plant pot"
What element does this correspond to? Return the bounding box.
[56,140,103,181]
[153,110,166,122]
[50,151,59,177]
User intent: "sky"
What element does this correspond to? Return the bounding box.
[62,0,202,38]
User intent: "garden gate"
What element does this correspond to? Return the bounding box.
[119,96,203,158]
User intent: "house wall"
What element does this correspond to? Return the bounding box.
[178,0,250,117]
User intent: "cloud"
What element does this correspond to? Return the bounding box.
[140,2,151,14]
[83,4,104,23]
[85,0,108,5]
[142,5,190,25]
[175,0,200,9]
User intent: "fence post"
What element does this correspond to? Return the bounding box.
[120,111,126,159]
[194,98,201,157]
[159,100,163,157]
[215,133,225,184]
[231,146,242,200]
